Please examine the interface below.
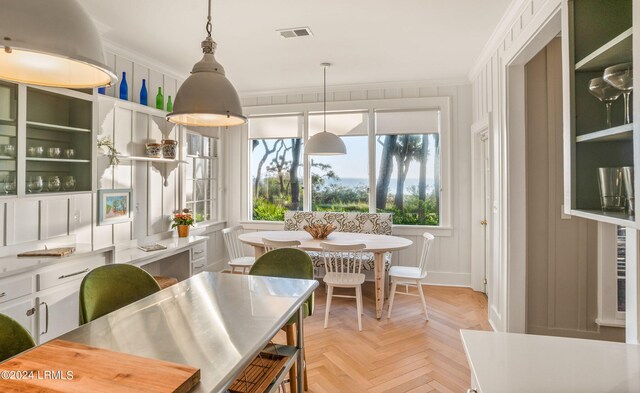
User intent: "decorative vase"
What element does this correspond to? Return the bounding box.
[166,95,173,112]
[119,71,128,100]
[177,225,189,238]
[140,79,148,106]
[156,87,164,110]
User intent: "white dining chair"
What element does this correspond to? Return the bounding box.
[320,242,366,331]
[262,238,301,252]
[387,232,435,320]
[222,225,255,274]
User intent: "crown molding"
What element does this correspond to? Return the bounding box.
[467,0,532,80]
[238,77,471,99]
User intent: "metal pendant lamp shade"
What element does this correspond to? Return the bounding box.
[167,0,246,127]
[305,63,346,155]
[0,0,116,88]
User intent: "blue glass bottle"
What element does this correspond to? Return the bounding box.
[119,71,128,100]
[98,87,106,95]
[140,79,148,106]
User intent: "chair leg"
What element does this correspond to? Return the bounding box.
[416,280,429,320]
[387,281,397,319]
[285,324,297,393]
[355,285,363,331]
[324,285,333,329]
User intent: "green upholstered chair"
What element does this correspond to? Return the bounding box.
[79,264,161,325]
[0,313,35,362]
[249,248,315,393]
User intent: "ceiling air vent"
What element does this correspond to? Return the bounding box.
[277,27,313,39]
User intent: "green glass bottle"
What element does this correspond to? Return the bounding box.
[156,87,164,110]
[166,96,173,112]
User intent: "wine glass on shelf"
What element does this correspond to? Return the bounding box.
[603,63,633,124]
[589,77,622,128]
[4,174,16,194]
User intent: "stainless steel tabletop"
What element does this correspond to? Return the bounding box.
[59,272,319,393]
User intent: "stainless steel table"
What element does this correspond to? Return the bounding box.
[60,272,318,393]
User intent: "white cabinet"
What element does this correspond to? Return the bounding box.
[191,241,209,275]
[0,297,36,338]
[36,282,81,344]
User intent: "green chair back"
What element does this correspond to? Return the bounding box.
[79,264,161,325]
[249,248,315,323]
[0,313,35,362]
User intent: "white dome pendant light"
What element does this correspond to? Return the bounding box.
[305,63,346,155]
[0,0,116,88]
[167,0,246,127]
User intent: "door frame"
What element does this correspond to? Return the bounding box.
[500,4,562,333]
[471,116,491,293]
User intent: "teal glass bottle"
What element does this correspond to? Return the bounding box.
[140,79,148,106]
[166,96,173,112]
[119,72,128,100]
[156,87,164,110]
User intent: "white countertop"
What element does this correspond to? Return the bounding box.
[461,330,640,393]
[115,235,208,265]
[0,244,112,278]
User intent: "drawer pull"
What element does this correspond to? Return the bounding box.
[40,301,49,335]
[194,264,205,269]
[193,250,205,255]
[467,389,478,393]
[0,292,5,298]
[58,268,89,280]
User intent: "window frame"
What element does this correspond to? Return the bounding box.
[596,222,626,327]
[183,129,220,226]
[241,97,452,230]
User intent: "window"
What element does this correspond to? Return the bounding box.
[375,110,440,225]
[249,114,304,221]
[185,132,218,223]
[244,97,450,227]
[309,111,369,212]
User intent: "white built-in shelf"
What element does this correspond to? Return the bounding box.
[575,123,633,142]
[98,94,169,118]
[575,28,632,71]
[571,209,635,227]
[26,121,91,133]
[0,155,15,160]
[0,117,15,125]
[113,154,187,164]
[26,157,91,163]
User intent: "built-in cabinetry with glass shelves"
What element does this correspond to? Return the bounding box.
[0,81,94,197]
[563,0,638,227]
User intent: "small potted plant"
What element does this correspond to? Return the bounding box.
[172,209,194,238]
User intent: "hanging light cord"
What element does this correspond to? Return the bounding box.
[202,0,215,54]
[323,65,327,133]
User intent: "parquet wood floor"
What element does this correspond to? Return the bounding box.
[275,282,491,393]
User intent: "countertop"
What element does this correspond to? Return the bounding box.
[59,272,319,393]
[461,330,640,393]
[115,235,208,265]
[0,244,113,278]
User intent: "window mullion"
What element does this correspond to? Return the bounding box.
[368,108,376,213]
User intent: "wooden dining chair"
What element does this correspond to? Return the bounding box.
[249,248,314,393]
[262,238,301,252]
[320,242,366,331]
[0,313,35,362]
[222,225,255,274]
[387,232,435,320]
[79,264,161,324]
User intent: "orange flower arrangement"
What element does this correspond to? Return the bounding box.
[171,209,194,228]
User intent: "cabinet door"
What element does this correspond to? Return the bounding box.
[0,297,36,339]
[36,283,80,344]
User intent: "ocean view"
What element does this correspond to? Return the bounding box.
[325,177,436,194]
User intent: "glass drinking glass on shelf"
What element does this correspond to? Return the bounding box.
[47,176,61,192]
[603,63,633,124]
[589,77,622,128]
[597,167,625,211]
[3,144,15,158]
[4,174,16,194]
[47,147,61,158]
[63,148,75,159]
[27,176,43,193]
[62,176,76,191]
[27,146,44,157]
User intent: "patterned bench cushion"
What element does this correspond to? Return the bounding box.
[284,211,392,235]
[307,251,393,271]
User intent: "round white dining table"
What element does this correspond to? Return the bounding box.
[238,230,413,319]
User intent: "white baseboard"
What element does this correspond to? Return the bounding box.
[423,272,471,287]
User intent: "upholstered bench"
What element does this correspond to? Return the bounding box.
[283,211,393,270]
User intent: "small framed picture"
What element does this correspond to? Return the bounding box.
[98,188,132,225]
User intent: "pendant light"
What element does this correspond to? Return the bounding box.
[167,0,246,128]
[0,0,116,88]
[305,63,346,155]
